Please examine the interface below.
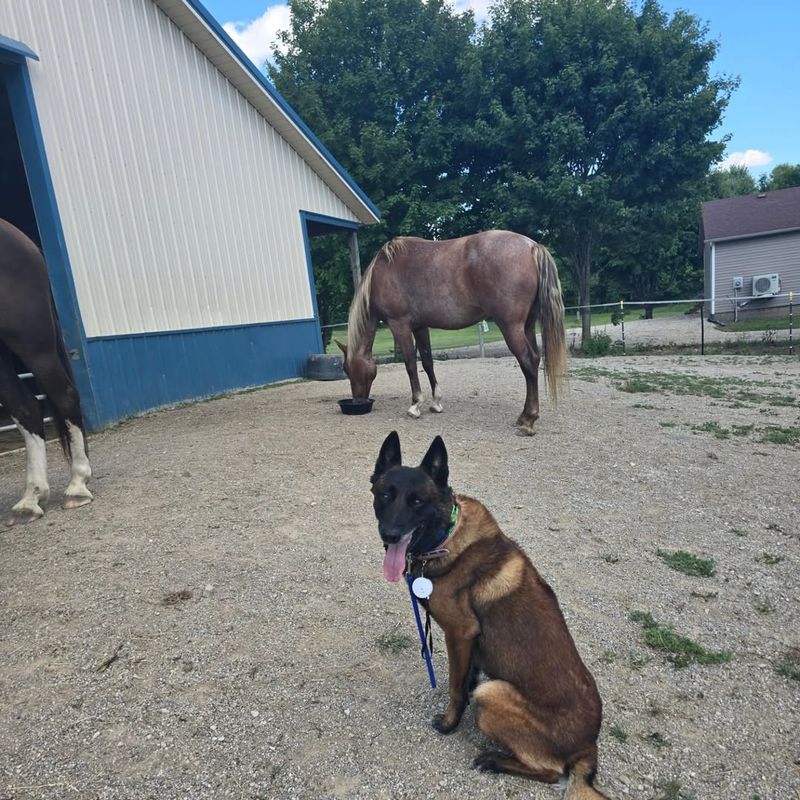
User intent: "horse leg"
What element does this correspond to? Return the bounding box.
[413,327,443,413]
[24,350,93,509]
[389,323,424,418]
[0,343,49,525]
[497,321,541,435]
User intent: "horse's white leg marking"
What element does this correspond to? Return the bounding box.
[10,417,49,519]
[429,383,444,413]
[407,391,423,419]
[63,421,93,508]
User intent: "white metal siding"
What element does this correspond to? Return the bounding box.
[715,231,800,310]
[1,0,362,337]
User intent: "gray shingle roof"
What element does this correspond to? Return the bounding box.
[702,185,800,242]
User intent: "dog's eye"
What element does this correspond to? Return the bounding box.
[409,496,423,507]
[380,491,392,502]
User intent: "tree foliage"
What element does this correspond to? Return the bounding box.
[706,164,757,199]
[470,0,735,337]
[763,163,800,191]
[269,0,736,337]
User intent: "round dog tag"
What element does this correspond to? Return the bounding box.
[412,577,433,599]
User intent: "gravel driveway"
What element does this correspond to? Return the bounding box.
[1,352,798,800]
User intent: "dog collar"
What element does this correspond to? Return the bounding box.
[413,502,459,561]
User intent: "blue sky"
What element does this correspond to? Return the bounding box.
[203,0,800,176]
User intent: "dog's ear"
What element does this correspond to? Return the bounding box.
[420,435,448,488]
[334,339,348,356]
[372,430,402,483]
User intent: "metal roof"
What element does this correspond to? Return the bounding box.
[152,0,380,226]
[702,185,800,243]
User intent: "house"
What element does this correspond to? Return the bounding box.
[0,0,379,428]
[702,186,800,321]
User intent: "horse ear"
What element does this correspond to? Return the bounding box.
[334,339,348,356]
[420,435,449,488]
[372,431,401,483]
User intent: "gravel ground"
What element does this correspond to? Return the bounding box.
[1,349,799,800]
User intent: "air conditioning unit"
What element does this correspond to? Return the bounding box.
[752,273,780,297]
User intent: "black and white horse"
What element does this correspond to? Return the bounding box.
[0,219,92,526]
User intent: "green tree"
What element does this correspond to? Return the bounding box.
[470,0,735,341]
[706,164,756,198]
[764,163,800,190]
[270,0,475,251]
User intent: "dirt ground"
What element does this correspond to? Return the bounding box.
[1,352,798,800]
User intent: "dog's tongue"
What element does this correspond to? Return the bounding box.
[383,537,411,582]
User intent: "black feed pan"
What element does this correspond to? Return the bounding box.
[338,398,374,415]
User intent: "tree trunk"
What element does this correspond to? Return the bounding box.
[571,234,594,346]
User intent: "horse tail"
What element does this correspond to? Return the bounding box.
[533,242,568,405]
[50,292,86,461]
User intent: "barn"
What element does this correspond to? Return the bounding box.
[0,0,379,429]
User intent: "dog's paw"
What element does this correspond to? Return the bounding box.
[472,751,504,773]
[431,713,459,734]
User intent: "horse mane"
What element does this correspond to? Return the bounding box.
[347,238,406,353]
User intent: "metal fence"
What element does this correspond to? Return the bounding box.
[322,292,796,359]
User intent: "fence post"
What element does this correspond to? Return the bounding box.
[620,300,625,355]
[790,291,794,356]
[700,300,705,355]
[478,322,485,357]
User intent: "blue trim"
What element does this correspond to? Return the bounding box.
[86,316,317,343]
[0,34,39,62]
[185,0,381,222]
[298,212,326,353]
[301,210,361,231]
[0,55,97,424]
[84,319,323,428]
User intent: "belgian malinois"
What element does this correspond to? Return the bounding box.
[372,431,608,799]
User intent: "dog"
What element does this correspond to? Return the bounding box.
[371,431,608,799]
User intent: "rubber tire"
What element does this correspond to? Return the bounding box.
[304,353,346,381]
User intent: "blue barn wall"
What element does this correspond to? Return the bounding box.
[84,318,321,428]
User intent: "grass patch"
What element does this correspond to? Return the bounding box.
[759,426,800,446]
[724,316,792,332]
[756,552,784,565]
[692,421,729,439]
[775,648,800,682]
[732,424,754,436]
[608,724,628,743]
[629,611,731,668]
[376,630,414,655]
[657,549,716,577]
[728,527,747,537]
[573,366,799,408]
[641,731,671,748]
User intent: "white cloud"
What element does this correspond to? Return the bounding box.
[223,4,291,70]
[717,149,773,171]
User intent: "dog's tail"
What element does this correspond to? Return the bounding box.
[563,752,611,800]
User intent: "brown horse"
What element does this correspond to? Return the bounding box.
[0,219,92,526]
[337,231,567,434]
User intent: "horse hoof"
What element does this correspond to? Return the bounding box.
[5,506,44,527]
[430,403,444,413]
[63,493,93,510]
[407,407,422,419]
[515,425,536,437]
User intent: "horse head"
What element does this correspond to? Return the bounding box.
[336,339,376,399]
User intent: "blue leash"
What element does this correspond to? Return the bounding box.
[406,574,436,688]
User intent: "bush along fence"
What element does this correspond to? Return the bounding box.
[323,292,796,359]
